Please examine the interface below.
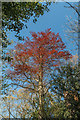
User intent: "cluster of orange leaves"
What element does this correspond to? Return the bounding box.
[8,28,72,76]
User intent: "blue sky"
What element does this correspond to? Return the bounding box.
[7,2,78,55]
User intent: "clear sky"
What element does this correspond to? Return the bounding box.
[7,2,78,56]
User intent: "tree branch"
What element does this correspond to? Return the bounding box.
[66,2,80,16]
[10,83,38,92]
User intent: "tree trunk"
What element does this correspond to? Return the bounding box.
[9,101,10,120]
[38,55,44,120]
[39,80,43,120]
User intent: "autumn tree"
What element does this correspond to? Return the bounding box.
[1,86,58,119]
[7,28,72,119]
[1,88,34,119]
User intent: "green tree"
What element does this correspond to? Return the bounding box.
[51,62,80,119]
[2,2,51,48]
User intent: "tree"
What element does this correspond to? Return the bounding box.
[1,87,58,119]
[64,1,80,64]
[63,2,78,58]
[51,62,80,119]
[2,2,51,48]
[1,89,33,119]
[7,28,72,119]
[64,16,78,51]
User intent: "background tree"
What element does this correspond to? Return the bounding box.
[7,28,72,119]
[1,89,31,119]
[64,1,80,64]
[51,62,80,119]
[64,16,78,51]
[2,2,51,48]
[1,87,58,119]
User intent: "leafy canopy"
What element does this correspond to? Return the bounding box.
[8,28,72,75]
[2,2,51,47]
[51,63,80,119]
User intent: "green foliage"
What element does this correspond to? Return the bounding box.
[51,63,80,119]
[2,2,51,48]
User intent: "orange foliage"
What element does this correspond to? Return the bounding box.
[8,28,72,76]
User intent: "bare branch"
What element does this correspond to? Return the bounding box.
[65,2,80,16]
[10,83,38,92]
